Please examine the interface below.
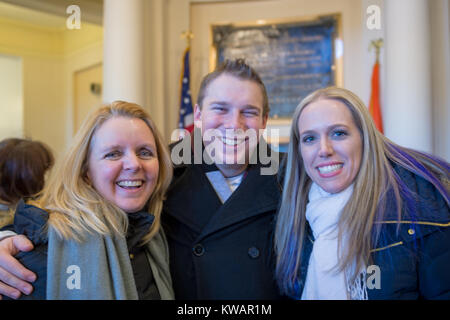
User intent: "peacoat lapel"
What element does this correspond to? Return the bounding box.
[165,135,282,242]
[195,160,281,242]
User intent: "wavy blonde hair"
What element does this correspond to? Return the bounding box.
[275,87,449,297]
[36,101,172,244]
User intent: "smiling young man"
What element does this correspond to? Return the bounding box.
[162,59,283,299]
[194,70,267,176]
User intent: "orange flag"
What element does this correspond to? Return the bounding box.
[369,61,383,133]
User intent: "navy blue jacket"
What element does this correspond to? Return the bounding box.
[295,165,450,299]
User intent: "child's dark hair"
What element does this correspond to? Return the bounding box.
[0,138,54,204]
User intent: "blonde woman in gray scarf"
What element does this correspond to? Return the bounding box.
[275,87,449,300]
[0,101,174,300]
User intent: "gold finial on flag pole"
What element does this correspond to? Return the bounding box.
[181,31,194,47]
[369,38,383,62]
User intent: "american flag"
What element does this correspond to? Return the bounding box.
[178,48,194,133]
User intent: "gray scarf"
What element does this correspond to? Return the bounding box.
[46,227,174,300]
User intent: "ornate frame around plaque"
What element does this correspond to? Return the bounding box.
[210,14,343,145]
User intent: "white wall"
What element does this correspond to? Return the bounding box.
[430,0,450,161]
[361,0,384,110]
[0,53,23,139]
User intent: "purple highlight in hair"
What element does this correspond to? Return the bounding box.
[371,142,449,252]
[386,142,450,205]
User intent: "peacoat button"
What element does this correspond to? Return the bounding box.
[193,244,205,257]
[248,246,260,259]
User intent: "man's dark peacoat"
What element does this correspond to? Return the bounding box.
[162,138,283,299]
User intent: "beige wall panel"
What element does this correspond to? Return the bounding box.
[73,63,103,134]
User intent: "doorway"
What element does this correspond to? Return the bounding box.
[73,63,103,134]
[0,54,23,139]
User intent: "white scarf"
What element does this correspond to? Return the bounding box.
[301,182,367,300]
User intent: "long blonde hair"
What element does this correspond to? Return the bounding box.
[275,87,449,297]
[38,101,172,244]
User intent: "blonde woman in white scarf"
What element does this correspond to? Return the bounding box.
[275,87,449,300]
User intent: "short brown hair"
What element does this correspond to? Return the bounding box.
[0,138,54,204]
[196,59,270,117]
